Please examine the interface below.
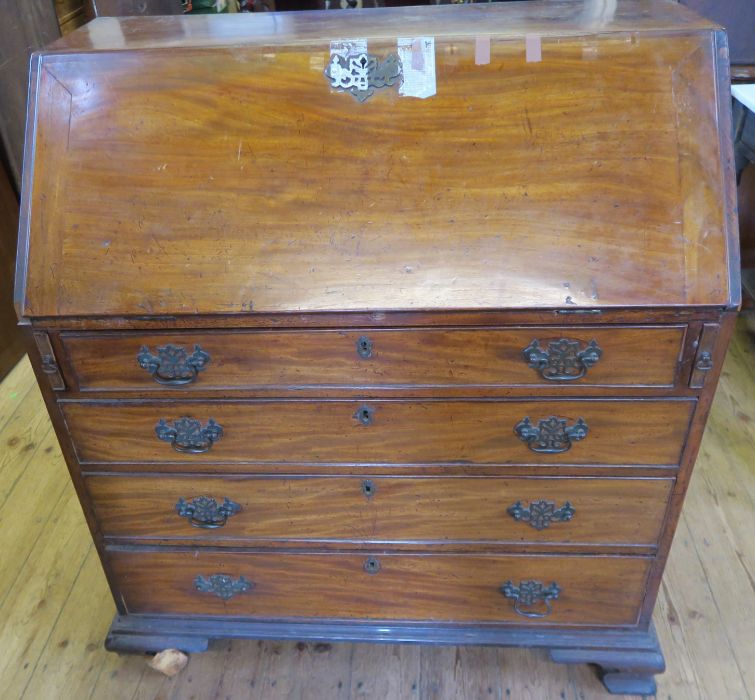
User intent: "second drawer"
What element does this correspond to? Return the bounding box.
[86,474,673,547]
[63,399,694,466]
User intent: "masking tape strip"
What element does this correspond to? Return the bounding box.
[475,37,491,66]
[525,34,542,63]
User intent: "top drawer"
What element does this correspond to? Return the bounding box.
[60,326,684,392]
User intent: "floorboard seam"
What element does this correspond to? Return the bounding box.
[18,542,94,700]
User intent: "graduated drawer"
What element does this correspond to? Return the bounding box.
[108,549,650,625]
[60,326,685,391]
[63,399,693,466]
[87,474,672,546]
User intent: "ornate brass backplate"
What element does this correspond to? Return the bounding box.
[194,574,253,600]
[500,579,561,618]
[522,338,602,381]
[513,416,589,454]
[155,417,224,454]
[137,343,210,385]
[324,52,402,102]
[507,499,575,530]
[176,495,241,529]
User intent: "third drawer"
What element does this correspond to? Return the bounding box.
[85,474,673,547]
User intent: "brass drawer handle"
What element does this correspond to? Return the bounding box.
[500,579,561,618]
[514,416,588,454]
[137,343,210,385]
[356,335,373,359]
[194,574,253,600]
[507,499,575,530]
[155,417,224,454]
[176,496,241,529]
[522,338,602,381]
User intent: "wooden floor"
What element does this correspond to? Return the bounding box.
[0,320,753,700]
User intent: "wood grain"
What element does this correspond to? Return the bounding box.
[7,1,743,694]
[0,485,92,700]
[108,549,651,625]
[85,474,673,546]
[62,398,694,466]
[62,326,686,391]
[27,307,740,332]
[0,316,753,698]
[17,547,114,700]
[0,355,37,432]
[17,16,735,317]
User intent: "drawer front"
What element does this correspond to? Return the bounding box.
[63,400,693,466]
[108,550,650,625]
[61,326,685,391]
[87,475,673,546]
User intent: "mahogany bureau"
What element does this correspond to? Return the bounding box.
[15,1,740,695]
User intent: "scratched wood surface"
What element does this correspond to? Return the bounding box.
[85,473,673,547]
[61,326,686,391]
[16,3,735,317]
[108,549,651,624]
[0,315,752,700]
[62,398,694,466]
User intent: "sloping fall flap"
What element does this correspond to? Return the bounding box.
[15,5,737,318]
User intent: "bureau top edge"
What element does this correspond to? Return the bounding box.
[40,2,720,55]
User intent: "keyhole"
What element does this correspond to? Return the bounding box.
[355,405,373,426]
[362,479,375,498]
[356,335,373,359]
[364,557,380,574]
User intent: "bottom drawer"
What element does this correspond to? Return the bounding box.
[109,550,650,626]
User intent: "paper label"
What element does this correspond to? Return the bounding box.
[397,37,436,99]
[330,39,368,60]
